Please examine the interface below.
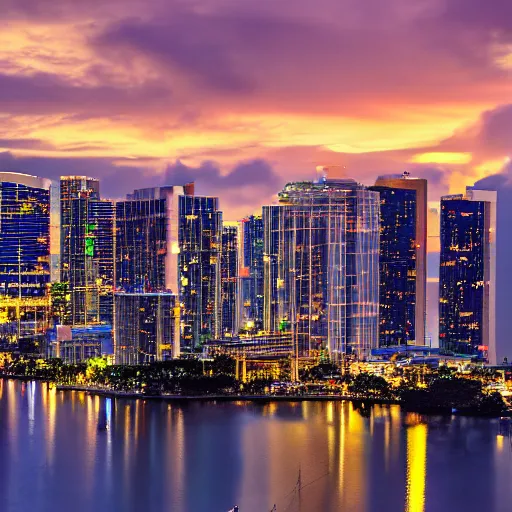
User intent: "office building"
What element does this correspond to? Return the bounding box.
[439,188,497,361]
[0,172,52,352]
[115,184,193,293]
[179,195,222,350]
[220,223,238,337]
[114,292,180,364]
[60,176,99,286]
[263,177,380,360]
[60,176,114,325]
[238,215,264,332]
[373,173,427,346]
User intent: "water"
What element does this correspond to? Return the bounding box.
[0,380,511,512]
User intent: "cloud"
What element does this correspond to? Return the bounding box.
[1,0,512,207]
[0,71,172,116]
[92,0,511,118]
[0,138,55,150]
[163,159,283,217]
[0,151,281,218]
[477,104,512,154]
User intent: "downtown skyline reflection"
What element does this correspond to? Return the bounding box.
[0,380,511,512]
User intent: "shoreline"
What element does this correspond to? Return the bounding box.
[54,384,398,404]
[2,376,509,417]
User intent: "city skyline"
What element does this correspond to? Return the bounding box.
[2,3,512,512]
[2,167,504,363]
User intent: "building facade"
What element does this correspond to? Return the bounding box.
[179,195,222,350]
[238,215,264,332]
[114,292,180,364]
[439,188,497,361]
[220,223,238,337]
[370,184,417,346]
[263,177,380,360]
[0,173,52,352]
[115,185,193,294]
[60,177,114,326]
[374,173,427,346]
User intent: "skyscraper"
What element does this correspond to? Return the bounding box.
[373,173,427,346]
[439,188,497,361]
[60,177,114,326]
[263,177,380,360]
[220,223,238,337]
[238,215,264,332]
[115,185,193,293]
[60,176,100,285]
[179,195,222,350]
[0,172,52,352]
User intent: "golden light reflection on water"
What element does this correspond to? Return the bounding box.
[338,403,346,499]
[46,385,57,468]
[496,435,504,452]
[405,423,428,512]
[5,384,510,511]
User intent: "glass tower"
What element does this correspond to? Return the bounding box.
[373,173,427,346]
[0,173,51,352]
[60,176,114,326]
[220,223,238,337]
[115,185,192,294]
[263,177,380,360]
[439,189,496,360]
[179,195,222,350]
[370,185,417,346]
[238,215,264,332]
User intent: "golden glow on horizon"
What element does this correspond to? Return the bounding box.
[410,152,472,164]
[474,158,510,175]
[0,9,510,214]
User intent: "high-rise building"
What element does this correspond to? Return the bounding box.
[114,292,180,364]
[60,176,114,325]
[373,173,427,346]
[439,188,497,361]
[220,223,238,337]
[60,176,100,282]
[263,177,380,360]
[0,172,52,352]
[115,185,193,293]
[179,195,222,350]
[238,215,264,332]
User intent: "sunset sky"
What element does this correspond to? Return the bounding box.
[1,0,512,219]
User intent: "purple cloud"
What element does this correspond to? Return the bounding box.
[0,71,172,116]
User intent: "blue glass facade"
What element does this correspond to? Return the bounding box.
[263,179,380,360]
[0,174,51,350]
[239,215,264,331]
[179,195,222,349]
[439,196,490,356]
[115,198,168,292]
[62,189,114,325]
[370,186,417,346]
[60,177,115,326]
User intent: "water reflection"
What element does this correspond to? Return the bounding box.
[0,380,511,512]
[405,424,427,512]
